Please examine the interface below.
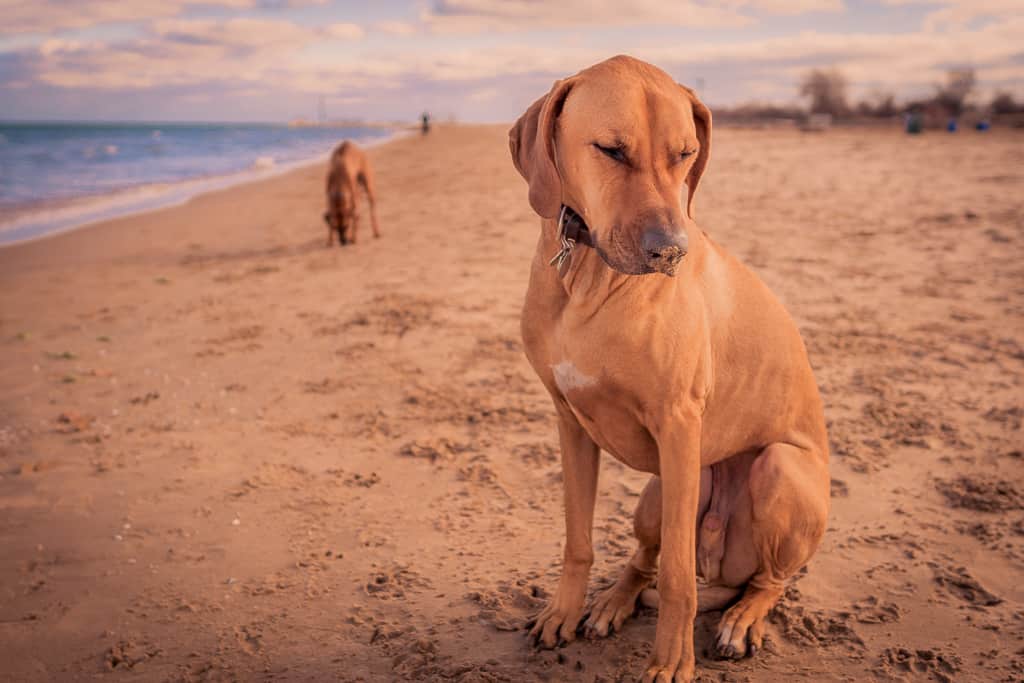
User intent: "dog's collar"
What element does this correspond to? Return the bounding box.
[548,205,594,270]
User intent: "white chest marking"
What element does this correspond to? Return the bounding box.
[552,361,597,394]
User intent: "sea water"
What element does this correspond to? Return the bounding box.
[0,121,396,245]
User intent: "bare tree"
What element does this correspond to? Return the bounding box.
[857,90,897,117]
[934,68,975,116]
[799,68,848,116]
[990,91,1021,115]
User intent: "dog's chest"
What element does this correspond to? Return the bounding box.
[551,360,598,395]
[544,341,661,474]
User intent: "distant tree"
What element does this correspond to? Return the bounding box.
[990,91,1021,115]
[934,68,975,116]
[799,68,849,116]
[856,90,897,117]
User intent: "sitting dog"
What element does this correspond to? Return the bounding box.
[509,55,830,682]
[323,141,380,246]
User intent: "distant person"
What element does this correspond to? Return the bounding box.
[905,110,923,135]
[421,111,431,135]
[323,141,381,246]
[976,119,991,131]
[946,117,958,132]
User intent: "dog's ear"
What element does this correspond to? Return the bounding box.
[509,77,576,219]
[679,85,712,220]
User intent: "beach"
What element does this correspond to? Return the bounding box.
[0,124,1021,682]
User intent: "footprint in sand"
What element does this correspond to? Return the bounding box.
[931,565,1002,606]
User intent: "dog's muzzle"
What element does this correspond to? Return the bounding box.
[642,229,688,275]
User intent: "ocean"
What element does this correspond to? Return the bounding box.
[0,122,398,245]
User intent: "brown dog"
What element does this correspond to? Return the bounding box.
[324,141,380,246]
[509,55,829,682]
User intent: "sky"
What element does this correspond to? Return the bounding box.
[0,0,1021,123]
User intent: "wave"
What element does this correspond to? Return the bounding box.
[81,144,119,159]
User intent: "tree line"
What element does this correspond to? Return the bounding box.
[799,67,1022,118]
[715,67,1022,122]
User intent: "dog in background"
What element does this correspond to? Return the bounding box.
[324,141,380,246]
[510,55,830,682]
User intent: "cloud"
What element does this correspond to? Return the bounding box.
[24,11,1024,103]
[0,0,343,36]
[255,0,329,7]
[717,0,845,14]
[30,16,366,90]
[152,18,314,49]
[325,23,365,40]
[3,0,1021,121]
[880,0,1022,31]
[921,0,1023,31]
[38,39,86,57]
[419,0,845,33]
[0,0,249,35]
[373,21,419,36]
[150,17,365,49]
[421,0,756,32]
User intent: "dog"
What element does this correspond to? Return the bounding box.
[323,141,380,246]
[509,55,830,682]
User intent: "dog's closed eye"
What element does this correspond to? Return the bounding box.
[593,142,627,163]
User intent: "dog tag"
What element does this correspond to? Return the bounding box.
[549,205,576,270]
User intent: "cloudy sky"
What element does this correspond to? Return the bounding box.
[0,0,1020,123]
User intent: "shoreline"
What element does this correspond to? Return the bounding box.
[0,127,408,249]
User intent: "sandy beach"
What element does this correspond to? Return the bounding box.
[1,124,1022,682]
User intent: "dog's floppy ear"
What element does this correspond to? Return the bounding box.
[509,77,576,219]
[680,85,712,220]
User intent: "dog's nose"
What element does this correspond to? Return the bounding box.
[642,229,688,274]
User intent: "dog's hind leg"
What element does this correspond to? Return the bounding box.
[713,442,829,660]
[639,584,740,613]
[587,473,742,638]
[359,170,381,239]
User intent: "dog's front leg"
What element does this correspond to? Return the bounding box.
[529,406,599,648]
[644,417,702,683]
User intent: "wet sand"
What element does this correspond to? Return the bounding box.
[1,124,1022,681]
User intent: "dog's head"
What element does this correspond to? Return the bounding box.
[509,55,712,276]
[324,189,356,239]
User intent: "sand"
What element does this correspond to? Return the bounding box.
[0,124,1022,682]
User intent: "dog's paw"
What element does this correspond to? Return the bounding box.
[584,581,642,638]
[644,614,696,682]
[641,660,694,683]
[713,600,766,659]
[526,599,586,649]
